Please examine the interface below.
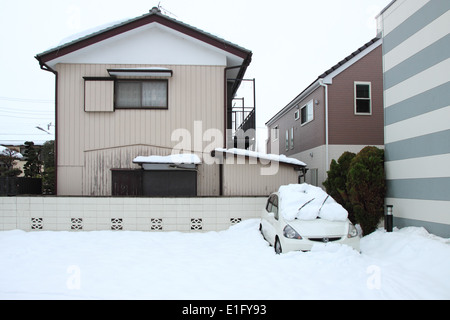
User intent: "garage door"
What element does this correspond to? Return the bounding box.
[143,170,197,197]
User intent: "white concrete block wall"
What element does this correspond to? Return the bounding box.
[0,197,267,232]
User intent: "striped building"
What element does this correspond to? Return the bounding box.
[376,0,450,237]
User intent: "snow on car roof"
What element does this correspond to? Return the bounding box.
[279,184,348,222]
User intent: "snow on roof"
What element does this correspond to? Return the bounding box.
[214,148,307,167]
[279,184,348,222]
[133,154,201,165]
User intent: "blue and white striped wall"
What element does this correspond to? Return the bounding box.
[378,0,450,237]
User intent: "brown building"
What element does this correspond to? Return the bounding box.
[266,38,384,187]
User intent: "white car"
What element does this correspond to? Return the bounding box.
[260,185,360,253]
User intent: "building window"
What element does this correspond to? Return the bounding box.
[115,80,168,109]
[285,130,289,151]
[355,82,371,114]
[273,125,279,141]
[294,109,300,120]
[301,100,314,125]
[290,127,294,149]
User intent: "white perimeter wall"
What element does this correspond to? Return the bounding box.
[0,197,266,232]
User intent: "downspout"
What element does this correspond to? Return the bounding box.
[318,79,329,173]
[223,65,242,148]
[37,60,58,195]
[221,65,241,196]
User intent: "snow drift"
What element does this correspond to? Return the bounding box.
[279,184,348,222]
[0,220,449,300]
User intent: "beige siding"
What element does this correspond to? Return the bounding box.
[83,145,219,196]
[222,156,299,196]
[84,80,114,112]
[55,63,225,196]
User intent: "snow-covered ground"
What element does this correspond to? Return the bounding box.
[0,219,449,300]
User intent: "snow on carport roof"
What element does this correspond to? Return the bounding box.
[214,148,307,167]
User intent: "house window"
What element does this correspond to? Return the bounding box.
[272,125,279,141]
[285,130,289,151]
[355,82,371,114]
[290,127,294,149]
[300,100,314,125]
[115,80,168,109]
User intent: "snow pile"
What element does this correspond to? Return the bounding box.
[279,184,348,221]
[214,148,306,166]
[0,220,449,299]
[133,153,201,164]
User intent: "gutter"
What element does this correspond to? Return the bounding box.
[318,79,329,172]
[35,59,58,195]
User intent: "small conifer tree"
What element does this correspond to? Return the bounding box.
[323,151,356,223]
[346,146,386,235]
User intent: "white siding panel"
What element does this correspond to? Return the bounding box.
[384,10,450,71]
[385,153,450,180]
[385,197,450,225]
[385,105,450,143]
[382,0,430,36]
[384,58,450,107]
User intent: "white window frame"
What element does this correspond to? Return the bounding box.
[272,125,279,141]
[285,130,289,151]
[115,79,168,109]
[290,127,294,149]
[300,99,314,125]
[294,109,300,120]
[354,81,372,115]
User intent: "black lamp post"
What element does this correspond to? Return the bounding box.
[385,205,393,232]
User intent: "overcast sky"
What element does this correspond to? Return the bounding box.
[0,0,391,149]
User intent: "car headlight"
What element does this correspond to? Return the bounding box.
[347,223,358,238]
[283,225,302,239]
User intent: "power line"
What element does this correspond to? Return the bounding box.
[0,114,54,120]
[0,96,54,104]
[0,107,55,115]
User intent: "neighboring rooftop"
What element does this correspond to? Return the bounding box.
[265,37,381,126]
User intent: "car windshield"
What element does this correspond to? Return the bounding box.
[279,184,348,222]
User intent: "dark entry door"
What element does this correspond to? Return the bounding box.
[111,170,143,196]
[143,170,197,196]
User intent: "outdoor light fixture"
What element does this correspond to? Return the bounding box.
[385,205,393,232]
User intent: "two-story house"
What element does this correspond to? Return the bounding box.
[266,37,384,187]
[36,8,304,197]
[35,7,254,196]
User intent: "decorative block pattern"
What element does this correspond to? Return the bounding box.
[151,218,163,230]
[71,218,83,230]
[190,218,203,230]
[1,196,267,232]
[111,218,123,230]
[230,217,242,225]
[31,217,43,230]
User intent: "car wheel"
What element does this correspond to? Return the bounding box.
[274,237,282,254]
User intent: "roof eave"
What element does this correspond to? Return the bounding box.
[36,11,252,66]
